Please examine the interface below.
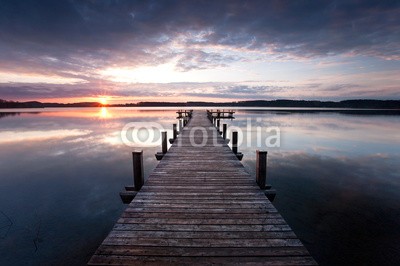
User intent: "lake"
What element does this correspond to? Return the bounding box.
[0,107,399,265]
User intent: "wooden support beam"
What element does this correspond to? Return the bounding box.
[264,189,276,202]
[119,190,138,204]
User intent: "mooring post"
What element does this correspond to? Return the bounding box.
[256,150,267,189]
[169,124,177,144]
[232,131,238,154]
[173,123,177,139]
[232,131,243,160]
[179,119,183,133]
[162,131,167,154]
[155,131,168,160]
[223,124,227,139]
[132,150,144,191]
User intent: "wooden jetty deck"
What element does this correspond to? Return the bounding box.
[89,111,316,265]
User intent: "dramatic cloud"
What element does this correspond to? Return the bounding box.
[0,0,399,101]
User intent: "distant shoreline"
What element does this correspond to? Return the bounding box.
[1,99,400,110]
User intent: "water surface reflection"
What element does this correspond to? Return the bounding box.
[228,110,400,265]
[0,108,399,265]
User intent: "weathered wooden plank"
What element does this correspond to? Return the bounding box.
[117,217,287,225]
[128,203,275,209]
[121,212,283,219]
[102,237,305,247]
[130,199,274,204]
[94,245,309,257]
[124,207,277,214]
[107,230,296,239]
[112,223,293,232]
[89,255,317,265]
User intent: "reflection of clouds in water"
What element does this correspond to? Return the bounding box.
[0,134,159,264]
[0,129,91,143]
[225,111,400,157]
[242,151,400,265]
[232,111,400,144]
[0,109,186,264]
[1,109,399,264]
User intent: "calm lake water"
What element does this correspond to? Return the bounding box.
[0,107,399,265]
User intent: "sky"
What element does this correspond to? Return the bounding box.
[0,0,399,103]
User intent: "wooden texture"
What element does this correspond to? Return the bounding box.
[173,124,177,140]
[223,123,227,139]
[256,150,268,189]
[232,131,238,154]
[132,151,144,191]
[161,131,168,154]
[89,111,316,265]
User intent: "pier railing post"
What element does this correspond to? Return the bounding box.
[162,131,167,154]
[256,150,267,189]
[155,131,168,160]
[173,123,177,139]
[179,119,183,133]
[170,123,178,144]
[232,131,243,160]
[223,124,227,139]
[132,150,144,191]
[232,131,238,154]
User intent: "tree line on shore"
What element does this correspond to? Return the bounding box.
[1,98,399,109]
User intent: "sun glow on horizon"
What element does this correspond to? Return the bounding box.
[99,97,108,105]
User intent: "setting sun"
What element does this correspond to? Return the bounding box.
[99,97,108,105]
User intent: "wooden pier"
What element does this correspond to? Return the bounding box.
[89,111,316,265]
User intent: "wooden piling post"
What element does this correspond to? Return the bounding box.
[169,124,177,144]
[173,124,177,139]
[223,124,227,139]
[256,150,267,189]
[179,119,183,133]
[232,131,238,154]
[156,131,168,160]
[256,150,275,201]
[132,150,144,191]
[232,131,243,160]
[216,119,220,133]
[162,131,167,154]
